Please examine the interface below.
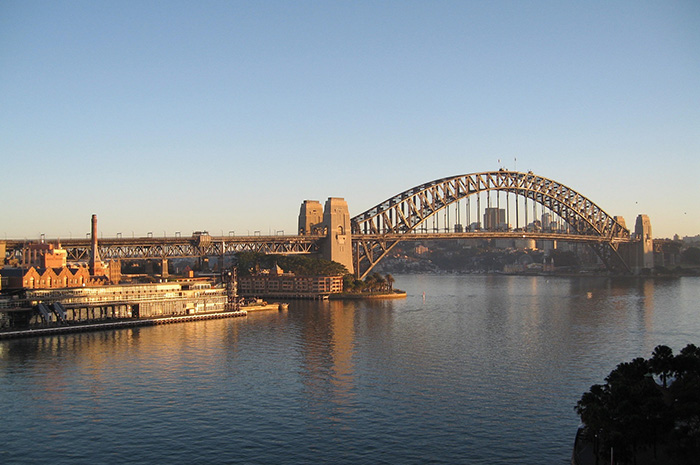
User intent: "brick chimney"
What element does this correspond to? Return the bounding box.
[89,214,105,276]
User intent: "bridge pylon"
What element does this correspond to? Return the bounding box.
[618,214,654,274]
[298,197,354,275]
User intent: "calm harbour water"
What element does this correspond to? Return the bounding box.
[1,274,699,465]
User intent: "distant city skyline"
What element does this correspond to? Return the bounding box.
[1,1,698,240]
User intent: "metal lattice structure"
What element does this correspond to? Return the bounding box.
[94,235,322,260]
[351,170,633,278]
[4,235,322,262]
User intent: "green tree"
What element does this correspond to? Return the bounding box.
[385,273,395,291]
[353,278,367,292]
[552,250,579,267]
[681,247,700,265]
[234,253,348,276]
[371,273,387,291]
[236,251,264,276]
[343,274,356,292]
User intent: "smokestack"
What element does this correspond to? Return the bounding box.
[89,214,103,276]
[91,214,98,250]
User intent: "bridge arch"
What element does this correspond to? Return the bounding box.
[351,170,632,278]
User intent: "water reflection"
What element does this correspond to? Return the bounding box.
[1,275,698,465]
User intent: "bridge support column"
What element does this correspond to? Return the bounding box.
[321,197,354,275]
[298,200,323,235]
[298,198,355,275]
[634,214,654,274]
[618,214,654,274]
[161,259,169,277]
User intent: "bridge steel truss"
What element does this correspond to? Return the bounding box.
[36,235,323,262]
[351,171,634,279]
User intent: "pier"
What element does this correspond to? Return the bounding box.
[0,300,285,340]
[0,310,247,340]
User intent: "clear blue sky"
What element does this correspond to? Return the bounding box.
[1,1,699,240]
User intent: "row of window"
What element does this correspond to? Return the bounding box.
[239,277,343,293]
[24,277,85,288]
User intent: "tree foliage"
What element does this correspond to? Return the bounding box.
[342,273,396,294]
[575,344,700,464]
[551,249,579,267]
[681,247,700,265]
[235,252,348,276]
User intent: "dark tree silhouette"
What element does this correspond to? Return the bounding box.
[576,345,700,464]
[651,345,674,388]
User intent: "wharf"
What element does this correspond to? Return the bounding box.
[0,301,288,340]
[0,310,247,340]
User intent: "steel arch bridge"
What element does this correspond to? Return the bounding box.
[2,170,643,280]
[351,170,634,279]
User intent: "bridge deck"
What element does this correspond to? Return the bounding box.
[355,231,633,244]
[3,231,632,262]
